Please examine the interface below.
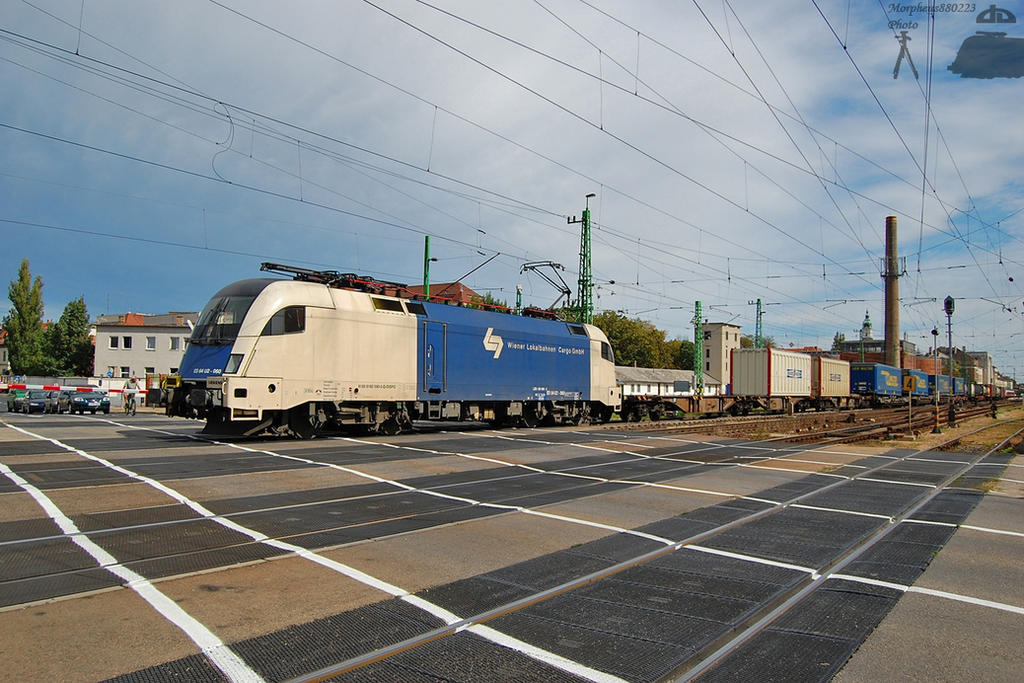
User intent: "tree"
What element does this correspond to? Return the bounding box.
[671,339,695,370]
[47,298,93,376]
[740,334,775,349]
[4,259,47,375]
[831,332,846,351]
[470,292,510,312]
[592,311,690,369]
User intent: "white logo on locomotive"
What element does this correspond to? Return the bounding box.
[483,327,504,359]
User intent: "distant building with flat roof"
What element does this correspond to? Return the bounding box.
[93,312,197,379]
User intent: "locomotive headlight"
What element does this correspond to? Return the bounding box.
[224,354,244,374]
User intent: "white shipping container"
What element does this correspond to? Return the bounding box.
[812,356,850,398]
[731,348,812,397]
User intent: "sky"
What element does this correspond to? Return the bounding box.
[2,0,1023,380]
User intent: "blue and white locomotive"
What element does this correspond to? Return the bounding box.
[170,263,621,436]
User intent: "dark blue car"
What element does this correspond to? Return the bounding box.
[69,392,111,415]
[21,390,50,414]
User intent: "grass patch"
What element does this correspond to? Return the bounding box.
[975,478,1000,493]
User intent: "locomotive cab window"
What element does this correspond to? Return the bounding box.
[262,306,305,335]
[601,341,614,363]
[567,323,588,336]
[405,301,427,316]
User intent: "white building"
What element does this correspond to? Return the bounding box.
[93,312,196,380]
[616,366,723,397]
[703,322,741,390]
[0,330,9,376]
[966,351,995,385]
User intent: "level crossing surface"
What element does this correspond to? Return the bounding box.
[0,406,1021,682]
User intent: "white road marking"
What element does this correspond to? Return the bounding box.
[0,452,262,683]
[4,420,625,682]
[686,544,820,579]
[830,574,1024,616]
[791,504,894,521]
[859,477,935,488]
[959,524,1024,539]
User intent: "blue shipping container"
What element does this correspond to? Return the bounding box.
[902,369,929,396]
[850,362,902,396]
[929,374,951,396]
[953,377,966,396]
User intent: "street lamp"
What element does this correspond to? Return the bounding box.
[944,296,955,427]
[931,327,940,433]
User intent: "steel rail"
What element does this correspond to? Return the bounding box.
[676,421,1024,681]
[286,421,1020,682]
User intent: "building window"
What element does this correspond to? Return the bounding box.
[146,336,156,350]
[144,366,155,375]
[109,336,118,349]
[705,361,710,371]
[122,336,132,349]
[706,348,711,358]
[120,366,130,378]
[170,337,180,351]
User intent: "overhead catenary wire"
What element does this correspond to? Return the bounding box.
[3,4,1020,353]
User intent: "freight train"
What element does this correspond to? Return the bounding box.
[617,349,977,421]
[167,264,621,437]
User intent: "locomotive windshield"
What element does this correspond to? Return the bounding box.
[189,279,274,345]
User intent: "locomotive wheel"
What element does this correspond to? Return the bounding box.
[521,404,541,428]
[287,407,319,439]
[379,416,402,436]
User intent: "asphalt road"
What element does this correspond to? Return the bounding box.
[0,406,1020,682]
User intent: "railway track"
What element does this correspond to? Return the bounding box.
[286,420,1023,681]
[776,401,1006,445]
[3,411,1019,681]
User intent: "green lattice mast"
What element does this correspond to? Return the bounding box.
[567,193,596,324]
[693,301,704,397]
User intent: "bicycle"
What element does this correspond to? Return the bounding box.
[123,391,136,416]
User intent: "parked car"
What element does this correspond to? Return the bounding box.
[22,390,50,414]
[44,390,62,413]
[68,392,110,415]
[55,390,75,414]
[6,389,26,412]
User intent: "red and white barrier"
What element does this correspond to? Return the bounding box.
[1,383,147,395]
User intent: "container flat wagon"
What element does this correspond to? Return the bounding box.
[903,368,930,403]
[929,374,951,398]
[851,362,902,405]
[801,356,852,411]
[729,348,812,415]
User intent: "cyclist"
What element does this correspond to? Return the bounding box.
[123,376,140,416]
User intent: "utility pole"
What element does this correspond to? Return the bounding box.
[749,298,764,348]
[423,235,431,297]
[693,301,704,397]
[567,193,596,324]
[945,296,956,427]
[932,328,941,433]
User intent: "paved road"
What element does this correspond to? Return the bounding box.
[0,408,1020,681]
